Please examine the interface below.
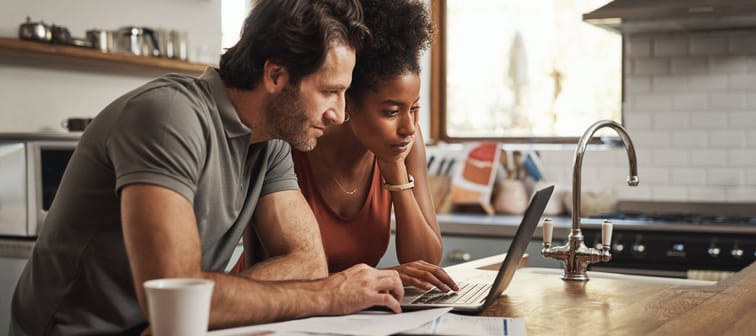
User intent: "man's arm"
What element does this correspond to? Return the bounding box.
[121,184,403,329]
[240,190,328,280]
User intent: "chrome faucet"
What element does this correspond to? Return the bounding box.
[542,120,639,281]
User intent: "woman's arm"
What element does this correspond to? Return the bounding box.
[385,128,442,264]
[377,129,458,291]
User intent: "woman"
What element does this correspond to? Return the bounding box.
[238,0,457,292]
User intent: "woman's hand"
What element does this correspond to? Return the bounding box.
[385,260,459,292]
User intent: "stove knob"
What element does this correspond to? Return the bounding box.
[731,248,743,259]
[613,243,624,253]
[633,244,645,253]
[707,247,721,258]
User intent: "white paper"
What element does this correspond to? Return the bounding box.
[208,307,452,336]
[401,313,527,336]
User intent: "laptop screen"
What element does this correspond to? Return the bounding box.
[484,185,554,305]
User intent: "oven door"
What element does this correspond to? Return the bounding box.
[26,141,77,236]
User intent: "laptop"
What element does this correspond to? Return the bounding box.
[401,184,554,313]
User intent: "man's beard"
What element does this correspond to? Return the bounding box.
[266,84,317,151]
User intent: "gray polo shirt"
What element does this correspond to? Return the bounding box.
[11,68,299,335]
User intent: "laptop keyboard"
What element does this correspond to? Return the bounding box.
[413,282,491,305]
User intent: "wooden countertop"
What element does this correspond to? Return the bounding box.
[473,261,756,335]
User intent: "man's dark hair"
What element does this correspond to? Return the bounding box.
[219,0,369,89]
[347,0,434,100]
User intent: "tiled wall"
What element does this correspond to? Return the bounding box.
[536,30,756,203]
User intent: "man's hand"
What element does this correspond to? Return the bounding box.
[386,261,459,292]
[324,264,405,314]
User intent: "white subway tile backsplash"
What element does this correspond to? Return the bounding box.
[748,58,756,72]
[653,76,689,92]
[628,130,670,147]
[652,149,689,166]
[725,187,756,202]
[634,58,669,75]
[690,36,727,55]
[627,39,651,57]
[638,166,671,184]
[709,93,748,110]
[670,57,708,74]
[689,113,728,129]
[709,130,747,148]
[729,111,756,128]
[748,94,756,108]
[672,94,708,111]
[624,113,652,129]
[687,186,727,201]
[728,150,756,166]
[597,167,628,186]
[598,31,756,201]
[708,168,744,186]
[625,76,652,93]
[687,74,729,92]
[710,56,750,73]
[670,168,707,185]
[671,130,708,148]
[689,150,727,167]
[634,150,654,170]
[614,185,652,200]
[634,94,672,111]
[652,112,689,129]
[651,186,688,201]
[654,38,689,57]
[746,168,756,186]
[728,74,756,91]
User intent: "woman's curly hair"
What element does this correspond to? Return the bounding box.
[347,0,434,100]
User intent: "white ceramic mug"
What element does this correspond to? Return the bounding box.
[143,278,214,336]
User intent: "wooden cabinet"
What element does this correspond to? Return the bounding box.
[0,37,210,75]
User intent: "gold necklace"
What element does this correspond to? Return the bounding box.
[317,148,373,197]
[332,176,357,196]
[320,156,359,196]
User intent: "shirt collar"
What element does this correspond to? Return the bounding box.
[200,67,251,138]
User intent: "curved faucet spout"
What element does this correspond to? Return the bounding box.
[572,120,639,233]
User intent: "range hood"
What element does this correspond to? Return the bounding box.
[583,0,756,34]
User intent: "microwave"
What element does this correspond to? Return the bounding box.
[0,134,78,237]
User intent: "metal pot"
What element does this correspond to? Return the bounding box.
[86,29,113,52]
[18,16,51,42]
[112,27,160,57]
[50,25,71,45]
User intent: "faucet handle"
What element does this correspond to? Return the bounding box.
[542,217,553,247]
[602,219,613,250]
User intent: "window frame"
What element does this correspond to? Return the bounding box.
[429,0,625,144]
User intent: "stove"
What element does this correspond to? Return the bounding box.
[590,212,756,226]
[581,208,756,279]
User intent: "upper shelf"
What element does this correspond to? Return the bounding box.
[0,37,212,75]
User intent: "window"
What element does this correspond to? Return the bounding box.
[431,0,622,142]
[221,0,251,49]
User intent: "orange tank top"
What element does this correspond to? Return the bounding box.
[293,150,392,273]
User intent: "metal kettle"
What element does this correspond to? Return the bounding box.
[18,16,51,42]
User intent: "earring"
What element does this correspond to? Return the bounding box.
[344,112,351,122]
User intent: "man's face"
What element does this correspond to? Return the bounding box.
[267,44,356,151]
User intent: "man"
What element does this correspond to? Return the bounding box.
[11,1,403,335]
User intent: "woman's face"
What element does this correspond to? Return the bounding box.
[348,72,420,160]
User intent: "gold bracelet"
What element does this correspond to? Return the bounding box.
[382,174,415,191]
